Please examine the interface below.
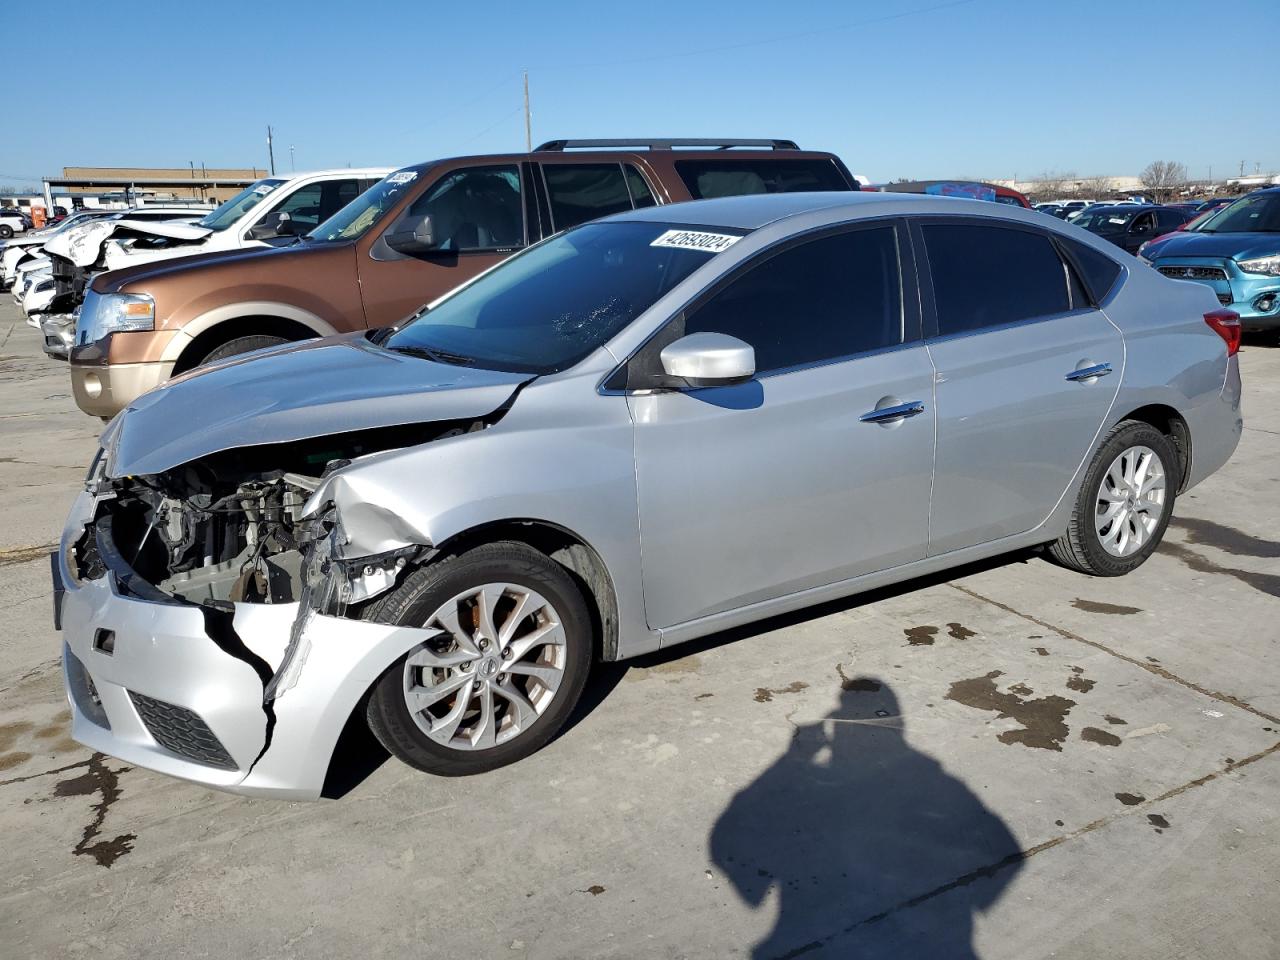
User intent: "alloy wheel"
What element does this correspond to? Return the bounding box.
[1094,444,1167,558]
[401,583,567,751]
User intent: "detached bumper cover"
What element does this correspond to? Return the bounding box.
[57,493,434,800]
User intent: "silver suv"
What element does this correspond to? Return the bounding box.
[56,192,1242,799]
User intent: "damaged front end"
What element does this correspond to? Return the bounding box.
[58,417,494,798]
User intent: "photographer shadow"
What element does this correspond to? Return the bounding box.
[710,679,1022,959]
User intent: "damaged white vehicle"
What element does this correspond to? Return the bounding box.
[56,194,1242,799]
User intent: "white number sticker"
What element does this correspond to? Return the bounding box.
[650,229,740,253]
[387,171,417,185]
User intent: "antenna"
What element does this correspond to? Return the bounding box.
[267,125,276,175]
[523,71,532,152]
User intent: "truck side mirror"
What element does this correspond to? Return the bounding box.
[385,215,438,255]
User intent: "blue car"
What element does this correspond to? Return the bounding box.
[1140,187,1280,333]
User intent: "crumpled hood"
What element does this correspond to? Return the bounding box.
[45,218,211,267]
[103,333,531,478]
[1144,230,1280,263]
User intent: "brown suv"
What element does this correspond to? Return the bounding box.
[70,138,857,417]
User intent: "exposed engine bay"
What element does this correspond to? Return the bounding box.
[72,419,479,609]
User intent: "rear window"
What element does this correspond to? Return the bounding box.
[923,223,1071,336]
[676,158,849,200]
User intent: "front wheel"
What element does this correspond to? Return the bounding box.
[364,542,593,776]
[1048,420,1179,576]
[199,334,288,365]
[0,225,13,239]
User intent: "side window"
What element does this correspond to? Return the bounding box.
[543,163,634,231]
[675,159,849,200]
[1129,211,1156,233]
[685,227,902,374]
[407,165,523,252]
[271,182,325,231]
[624,164,656,208]
[1155,208,1185,230]
[1060,236,1121,301]
[922,223,1071,336]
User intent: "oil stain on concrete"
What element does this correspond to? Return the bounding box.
[904,626,938,646]
[946,623,977,640]
[1066,667,1096,694]
[1081,727,1122,747]
[946,671,1076,750]
[1116,792,1146,806]
[754,681,808,703]
[52,753,136,868]
[1072,598,1143,615]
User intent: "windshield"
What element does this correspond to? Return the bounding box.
[196,179,286,231]
[1196,193,1280,233]
[382,221,737,374]
[308,169,421,243]
[1073,209,1135,231]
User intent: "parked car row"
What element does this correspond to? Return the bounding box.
[0,207,34,237]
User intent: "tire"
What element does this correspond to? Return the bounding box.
[1048,420,1179,576]
[199,334,288,365]
[0,225,13,239]
[364,541,593,776]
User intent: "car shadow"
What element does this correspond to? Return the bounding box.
[709,679,1022,959]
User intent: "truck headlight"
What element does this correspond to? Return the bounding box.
[76,290,155,345]
[1237,254,1280,277]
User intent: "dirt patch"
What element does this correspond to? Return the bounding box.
[1033,647,1050,657]
[0,751,32,770]
[1072,598,1142,615]
[904,626,938,646]
[0,543,59,568]
[946,671,1075,750]
[754,681,808,703]
[1081,727,1121,747]
[0,721,35,751]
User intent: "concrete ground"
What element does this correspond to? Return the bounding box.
[1,299,1277,959]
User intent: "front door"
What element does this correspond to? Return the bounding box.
[357,163,529,327]
[630,222,937,630]
[915,219,1124,555]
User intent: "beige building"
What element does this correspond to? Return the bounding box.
[53,166,267,203]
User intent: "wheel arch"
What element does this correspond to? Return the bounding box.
[1113,403,1192,492]
[163,301,339,373]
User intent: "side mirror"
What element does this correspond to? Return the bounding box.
[246,210,292,241]
[659,332,755,388]
[385,214,438,255]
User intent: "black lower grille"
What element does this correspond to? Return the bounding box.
[129,691,237,769]
[1217,292,1233,306]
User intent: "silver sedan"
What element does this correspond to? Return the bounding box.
[55,192,1242,797]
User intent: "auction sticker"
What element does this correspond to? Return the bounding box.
[650,229,741,253]
[387,171,418,185]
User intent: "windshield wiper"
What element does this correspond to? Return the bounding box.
[385,344,476,366]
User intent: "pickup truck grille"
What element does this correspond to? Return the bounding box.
[50,255,89,302]
[1157,265,1228,281]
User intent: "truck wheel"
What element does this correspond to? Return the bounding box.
[364,541,594,776]
[199,335,288,365]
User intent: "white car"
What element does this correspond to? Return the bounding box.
[0,208,26,239]
[1,210,116,287]
[87,168,391,274]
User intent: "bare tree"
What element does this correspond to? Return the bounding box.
[1140,161,1189,202]
[1026,170,1077,203]
[1078,175,1114,200]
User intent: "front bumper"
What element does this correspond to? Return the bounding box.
[70,360,174,418]
[1154,257,1280,331]
[57,492,433,800]
[40,313,75,360]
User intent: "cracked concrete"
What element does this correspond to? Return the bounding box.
[1,301,1278,958]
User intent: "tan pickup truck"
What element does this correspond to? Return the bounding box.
[69,138,858,417]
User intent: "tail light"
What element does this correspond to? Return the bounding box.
[1204,308,1241,357]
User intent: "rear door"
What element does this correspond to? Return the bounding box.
[917,218,1124,555]
[629,220,936,629]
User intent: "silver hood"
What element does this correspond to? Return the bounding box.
[103,333,531,478]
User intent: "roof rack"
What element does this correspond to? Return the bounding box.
[534,138,800,152]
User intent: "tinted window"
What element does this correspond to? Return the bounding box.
[993,194,1025,206]
[624,164,656,208]
[685,227,902,374]
[1130,212,1157,233]
[923,223,1070,336]
[273,182,325,231]
[676,159,849,200]
[1155,208,1187,230]
[407,165,523,251]
[544,163,633,230]
[1060,237,1121,301]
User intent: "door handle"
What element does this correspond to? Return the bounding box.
[860,400,926,424]
[1065,362,1112,382]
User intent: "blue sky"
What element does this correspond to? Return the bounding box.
[4,0,1276,189]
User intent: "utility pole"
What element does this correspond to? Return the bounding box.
[267,125,276,175]
[290,144,295,172]
[523,71,532,152]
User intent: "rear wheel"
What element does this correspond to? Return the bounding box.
[1048,420,1178,576]
[0,225,13,239]
[199,334,288,365]
[364,542,593,776]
